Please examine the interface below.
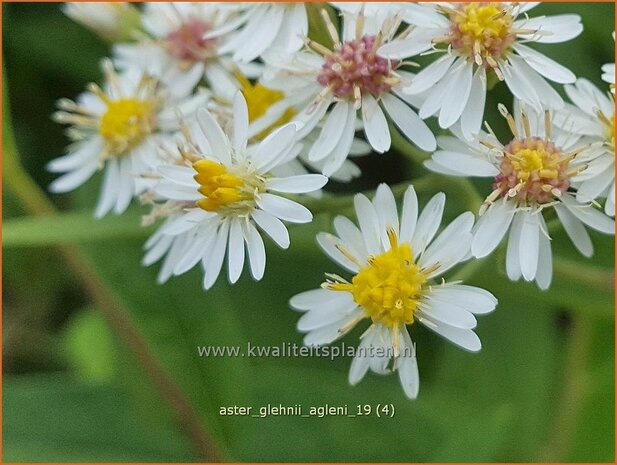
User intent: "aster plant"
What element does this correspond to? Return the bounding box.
[42,1,615,406]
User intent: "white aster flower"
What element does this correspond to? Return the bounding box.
[113,2,258,99]
[426,102,615,289]
[62,2,140,41]
[206,3,308,62]
[290,184,496,399]
[379,2,582,138]
[601,32,615,93]
[48,60,208,217]
[554,79,615,216]
[261,9,436,176]
[143,92,327,290]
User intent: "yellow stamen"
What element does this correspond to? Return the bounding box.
[99,98,154,156]
[192,159,263,213]
[455,3,512,43]
[448,3,515,66]
[508,148,554,181]
[330,230,427,329]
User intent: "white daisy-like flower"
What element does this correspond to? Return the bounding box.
[62,2,139,41]
[48,59,208,217]
[601,32,615,93]
[378,2,582,138]
[206,3,308,62]
[290,184,497,399]
[426,101,615,289]
[554,79,615,216]
[113,3,258,100]
[261,9,436,176]
[143,92,328,290]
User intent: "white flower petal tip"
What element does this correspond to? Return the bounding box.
[266,174,328,194]
[257,194,313,224]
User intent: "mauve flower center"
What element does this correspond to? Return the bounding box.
[317,35,397,99]
[166,19,216,62]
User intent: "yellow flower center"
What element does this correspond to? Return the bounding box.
[495,137,571,204]
[448,3,515,66]
[99,98,154,156]
[329,230,426,329]
[237,74,295,140]
[510,148,555,180]
[192,159,264,214]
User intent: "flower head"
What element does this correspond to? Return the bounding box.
[379,2,582,138]
[164,18,218,62]
[290,184,496,399]
[113,3,251,99]
[48,59,207,217]
[262,9,436,176]
[143,92,327,289]
[426,101,615,289]
[317,34,398,99]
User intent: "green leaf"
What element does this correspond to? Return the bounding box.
[78,236,254,456]
[62,308,118,383]
[231,364,513,462]
[3,374,199,462]
[567,321,615,462]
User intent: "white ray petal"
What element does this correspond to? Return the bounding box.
[251,209,290,248]
[472,201,516,258]
[381,93,436,152]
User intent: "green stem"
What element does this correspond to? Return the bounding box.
[3,208,153,248]
[3,74,222,462]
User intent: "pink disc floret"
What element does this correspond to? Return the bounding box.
[317,35,396,99]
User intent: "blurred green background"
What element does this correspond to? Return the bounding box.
[2,2,615,462]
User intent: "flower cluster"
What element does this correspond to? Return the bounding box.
[50,2,614,399]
